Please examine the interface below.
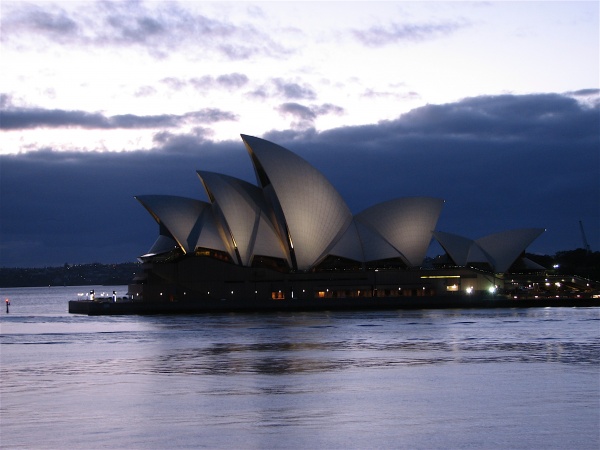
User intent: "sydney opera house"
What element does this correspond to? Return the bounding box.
[123,134,551,310]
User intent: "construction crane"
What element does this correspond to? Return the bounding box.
[579,220,592,254]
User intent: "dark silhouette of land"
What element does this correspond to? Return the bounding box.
[0,262,140,287]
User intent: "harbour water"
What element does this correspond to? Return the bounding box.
[1,286,599,449]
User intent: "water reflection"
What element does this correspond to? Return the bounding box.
[3,338,597,383]
[2,301,599,450]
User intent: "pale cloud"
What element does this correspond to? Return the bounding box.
[1,1,294,60]
[189,73,249,91]
[134,86,157,97]
[0,1,597,151]
[351,20,469,47]
[249,78,317,101]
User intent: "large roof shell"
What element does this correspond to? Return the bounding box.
[135,195,229,256]
[197,171,288,266]
[355,197,444,267]
[241,134,353,270]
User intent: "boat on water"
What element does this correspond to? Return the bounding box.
[69,135,599,315]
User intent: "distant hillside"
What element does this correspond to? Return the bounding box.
[0,262,141,288]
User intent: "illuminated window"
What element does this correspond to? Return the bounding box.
[271,291,285,300]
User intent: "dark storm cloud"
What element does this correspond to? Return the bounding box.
[393,94,598,141]
[1,2,292,60]
[1,92,598,267]
[568,88,600,97]
[0,140,250,267]
[0,106,236,130]
[352,20,468,46]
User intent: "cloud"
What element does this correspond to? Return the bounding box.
[3,4,79,44]
[565,88,600,108]
[158,73,250,94]
[1,92,598,267]
[362,89,421,100]
[134,86,158,97]
[161,77,188,91]
[248,78,318,101]
[352,20,468,47]
[568,88,600,97]
[215,73,250,89]
[0,105,237,130]
[153,127,215,151]
[1,2,292,60]
[272,79,317,100]
[276,102,344,130]
[390,93,598,140]
[189,73,249,91]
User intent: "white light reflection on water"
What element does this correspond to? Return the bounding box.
[1,286,599,449]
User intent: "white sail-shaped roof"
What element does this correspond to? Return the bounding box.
[135,195,229,255]
[241,134,353,270]
[135,135,546,275]
[355,197,444,267]
[197,171,288,266]
[475,228,545,273]
[326,220,365,262]
[466,242,491,264]
[434,228,545,272]
[432,230,474,266]
[141,234,179,257]
[355,220,404,262]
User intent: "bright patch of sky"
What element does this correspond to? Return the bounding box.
[1,1,598,154]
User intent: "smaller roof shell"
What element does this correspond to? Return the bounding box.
[197,171,288,266]
[135,195,229,256]
[475,228,545,273]
[434,228,545,273]
[356,197,445,267]
[432,231,474,266]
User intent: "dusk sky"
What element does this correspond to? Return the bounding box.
[1,1,598,268]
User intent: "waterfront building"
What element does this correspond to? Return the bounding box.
[129,135,547,306]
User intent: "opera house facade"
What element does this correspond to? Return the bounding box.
[127,134,548,309]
